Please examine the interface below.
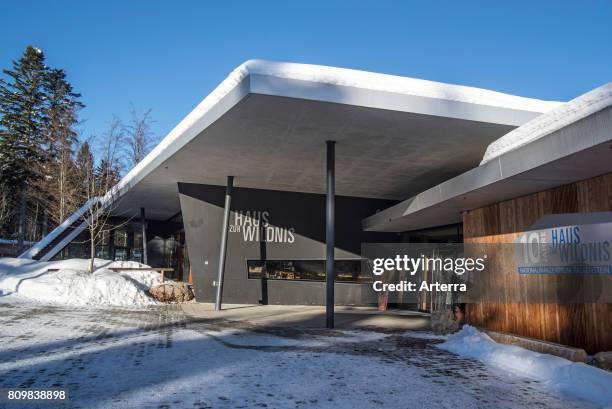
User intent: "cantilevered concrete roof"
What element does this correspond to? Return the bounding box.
[363,83,612,232]
[105,60,560,220]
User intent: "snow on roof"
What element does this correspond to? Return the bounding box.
[116,60,561,197]
[481,82,612,165]
[236,60,561,112]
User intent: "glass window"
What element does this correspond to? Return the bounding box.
[133,232,142,248]
[335,259,370,282]
[98,229,110,246]
[95,246,109,259]
[68,243,87,259]
[247,259,371,283]
[53,243,87,260]
[131,248,143,263]
[114,248,128,261]
[114,229,128,247]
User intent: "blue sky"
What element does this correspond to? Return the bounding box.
[2,0,611,144]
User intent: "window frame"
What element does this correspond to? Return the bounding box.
[245,258,373,284]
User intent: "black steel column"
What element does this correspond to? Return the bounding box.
[215,176,234,311]
[140,207,148,265]
[326,141,335,328]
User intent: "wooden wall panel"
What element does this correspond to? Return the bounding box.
[463,173,612,353]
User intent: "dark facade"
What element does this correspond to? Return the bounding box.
[178,183,400,305]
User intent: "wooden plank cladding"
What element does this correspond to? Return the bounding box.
[463,172,612,354]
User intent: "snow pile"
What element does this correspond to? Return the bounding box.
[481,82,612,164]
[438,325,612,407]
[0,258,161,307]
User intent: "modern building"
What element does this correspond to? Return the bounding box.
[21,61,611,352]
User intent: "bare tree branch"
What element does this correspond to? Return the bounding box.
[124,105,156,168]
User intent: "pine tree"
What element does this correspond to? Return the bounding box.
[1,46,85,242]
[40,68,84,226]
[95,159,120,192]
[74,141,94,200]
[0,46,49,244]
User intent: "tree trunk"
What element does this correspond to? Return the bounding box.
[59,161,65,223]
[42,212,48,237]
[17,191,26,252]
[89,233,95,273]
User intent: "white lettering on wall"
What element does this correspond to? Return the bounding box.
[230,211,295,243]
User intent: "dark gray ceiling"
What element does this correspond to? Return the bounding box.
[112,94,517,220]
[363,106,612,232]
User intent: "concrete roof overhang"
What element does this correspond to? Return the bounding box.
[110,60,560,220]
[362,105,612,232]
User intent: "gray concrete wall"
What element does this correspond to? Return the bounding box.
[178,183,399,305]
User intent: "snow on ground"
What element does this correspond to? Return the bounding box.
[0,256,608,409]
[401,330,448,340]
[0,257,160,307]
[208,327,390,348]
[437,325,612,408]
[1,304,596,409]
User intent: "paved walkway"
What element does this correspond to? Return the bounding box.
[0,302,594,409]
[181,303,431,330]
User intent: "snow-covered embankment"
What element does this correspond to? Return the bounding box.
[438,325,612,407]
[0,258,161,307]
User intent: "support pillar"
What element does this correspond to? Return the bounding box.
[326,141,335,329]
[215,176,234,311]
[140,207,148,265]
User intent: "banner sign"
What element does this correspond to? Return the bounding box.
[515,222,612,274]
